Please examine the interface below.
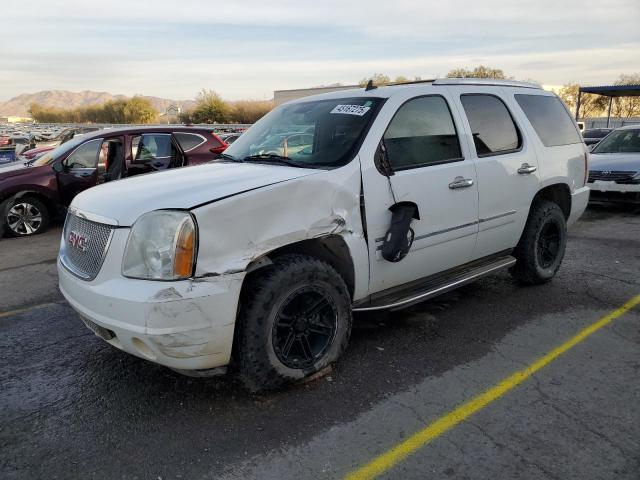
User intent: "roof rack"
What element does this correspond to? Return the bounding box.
[432,78,541,89]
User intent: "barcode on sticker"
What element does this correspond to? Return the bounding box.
[330,105,371,116]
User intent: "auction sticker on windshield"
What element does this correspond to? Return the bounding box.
[330,105,371,116]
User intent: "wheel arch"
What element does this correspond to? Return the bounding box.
[0,189,58,217]
[532,183,571,219]
[243,235,356,300]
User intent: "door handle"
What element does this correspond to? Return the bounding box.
[448,176,474,189]
[518,163,537,174]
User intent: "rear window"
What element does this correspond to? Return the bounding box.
[515,94,581,147]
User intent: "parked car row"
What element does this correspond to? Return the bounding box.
[0,126,231,236]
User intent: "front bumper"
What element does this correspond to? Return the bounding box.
[588,180,640,194]
[58,232,245,370]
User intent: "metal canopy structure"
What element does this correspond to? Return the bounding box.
[575,84,640,127]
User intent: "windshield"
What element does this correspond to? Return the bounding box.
[32,136,88,166]
[592,129,640,154]
[222,96,383,168]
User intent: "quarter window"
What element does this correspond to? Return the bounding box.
[515,94,582,147]
[174,132,206,152]
[64,138,102,169]
[460,95,521,156]
[383,96,463,170]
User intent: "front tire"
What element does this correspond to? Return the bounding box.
[2,196,50,237]
[235,254,352,391]
[511,200,567,284]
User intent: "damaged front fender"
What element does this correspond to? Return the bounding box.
[192,160,369,299]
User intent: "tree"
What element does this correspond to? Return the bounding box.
[611,73,640,118]
[229,100,274,124]
[190,89,231,124]
[558,83,608,119]
[446,66,507,79]
[27,97,158,124]
[123,97,158,123]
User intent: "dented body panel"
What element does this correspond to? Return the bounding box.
[192,159,370,300]
[58,227,244,369]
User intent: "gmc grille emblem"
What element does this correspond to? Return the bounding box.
[68,231,89,251]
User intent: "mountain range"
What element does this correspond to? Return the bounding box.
[0,90,195,117]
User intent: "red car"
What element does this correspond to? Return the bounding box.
[0,126,228,236]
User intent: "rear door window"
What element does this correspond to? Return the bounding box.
[515,94,581,147]
[460,94,521,156]
[383,95,463,170]
[131,134,173,168]
[64,138,102,169]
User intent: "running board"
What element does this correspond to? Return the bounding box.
[353,255,516,312]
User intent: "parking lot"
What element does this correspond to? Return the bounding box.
[1,204,639,479]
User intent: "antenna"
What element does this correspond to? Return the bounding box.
[365,80,377,91]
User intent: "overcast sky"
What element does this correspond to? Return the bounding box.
[1,0,639,101]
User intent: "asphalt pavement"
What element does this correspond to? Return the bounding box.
[1,205,639,480]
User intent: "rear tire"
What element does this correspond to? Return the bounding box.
[235,254,352,392]
[2,196,50,237]
[510,200,567,284]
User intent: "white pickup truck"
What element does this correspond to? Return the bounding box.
[58,79,590,390]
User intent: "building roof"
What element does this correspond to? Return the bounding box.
[579,85,640,97]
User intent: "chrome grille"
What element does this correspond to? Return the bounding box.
[588,170,637,183]
[60,212,114,280]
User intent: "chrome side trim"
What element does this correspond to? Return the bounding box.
[375,221,478,245]
[373,211,516,247]
[479,210,517,223]
[353,256,516,312]
[68,206,120,227]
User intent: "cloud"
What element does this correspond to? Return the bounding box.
[0,0,638,100]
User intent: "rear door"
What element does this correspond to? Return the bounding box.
[57,138,103,205]
[127,133,185,176]
[449,87,540,259]
[361,91,480,294]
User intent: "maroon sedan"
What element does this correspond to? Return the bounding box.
[0,126,228,237]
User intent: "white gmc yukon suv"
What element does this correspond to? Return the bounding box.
[58,79,589,390]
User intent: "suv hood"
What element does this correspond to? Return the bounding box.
[589,153,640,172]
[71,162,321,226]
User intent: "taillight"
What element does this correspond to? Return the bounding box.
[210,145,227,154]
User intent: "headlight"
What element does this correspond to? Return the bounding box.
[122,210,197,280]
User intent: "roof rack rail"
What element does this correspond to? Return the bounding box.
[432,78,541,89]
[385,79,436,87]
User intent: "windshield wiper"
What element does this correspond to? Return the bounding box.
[242,154,311,168]
[216,153,240,162]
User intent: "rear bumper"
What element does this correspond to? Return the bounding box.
[58,257,244,370]
[568,186,590,226]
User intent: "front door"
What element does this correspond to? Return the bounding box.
[57,138,103,205]
[360,93,480,294]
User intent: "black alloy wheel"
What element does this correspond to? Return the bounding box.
[272,286,338,369]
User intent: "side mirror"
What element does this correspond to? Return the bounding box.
[375,140,394,177]
[52,162,64,173]
[588,144,596,152]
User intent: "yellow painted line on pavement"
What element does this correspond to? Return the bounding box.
[0,302,63,319]
[345,294,640,480]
